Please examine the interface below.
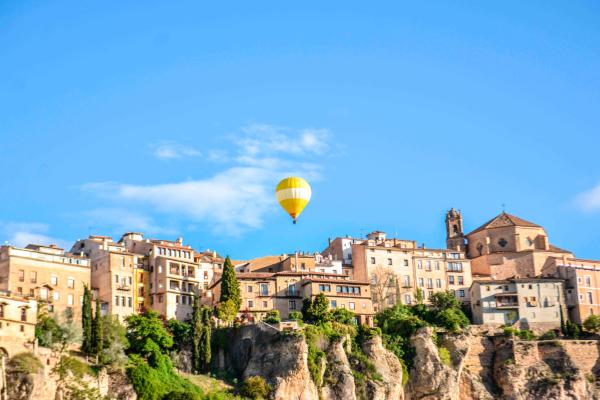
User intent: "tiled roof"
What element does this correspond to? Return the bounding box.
[467,212,542,235]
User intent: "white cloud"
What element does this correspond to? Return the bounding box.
[576,183,600,211]
[0,222,67,248]
[84,124,331,235]
[151,142,202,160]
[82,208,172,236]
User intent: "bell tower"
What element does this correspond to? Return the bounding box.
[446,208,466,251]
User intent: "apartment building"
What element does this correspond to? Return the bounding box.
[554,258,600,324]
[119,233,201,321]
[0,244,90,320]
[209,270,374,325]
[0,290,37,356]
[195,250,224,291]
[71,236,149,320]
[470,278,566,332]
[323,230,472,312]
[235,252,342,275]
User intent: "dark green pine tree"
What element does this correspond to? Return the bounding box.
[219,256,241,310]
[191,296,202,373]
[91,298,104,355]
[81,285,93,354]
[199,306,212,371]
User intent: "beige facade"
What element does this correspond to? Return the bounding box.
[0,291,37,357]
[0,244,90,320]
[555,259,600,324]
[462,212,572,280]
[71,236,144,321]
[209,271,375,325]
[470,278,566,332]
[324,231,471,312]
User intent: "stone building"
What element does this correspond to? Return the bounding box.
[554,258,600,324]
[70,236,149,321]
[0,290,37,357]
[323,230,472,312]
[470,278,566,332]
[0,244,90,320]
[209,270,375,326]
[455,211,573,280]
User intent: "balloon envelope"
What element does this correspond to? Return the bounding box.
[275,177,312,222]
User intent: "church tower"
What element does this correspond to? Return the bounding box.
[446,208,466,251]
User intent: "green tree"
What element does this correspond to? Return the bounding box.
[126,311,173,366]
[330,308,355,325]
[264,310,281,324]
[81,285,93,354]
[91,298,104,355]
[241,376,272,400]
[429,290,461,311]
[216,299,238,323]
[191,297,212,373]
[565,320,580,338]
[414,288,424,305]
[219,256,241,309]
[302,293,330,324]
[435,308,470,332]
[584,315,600,333]
[167,319,191,349]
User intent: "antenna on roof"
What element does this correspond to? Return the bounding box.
[502,203,506,213]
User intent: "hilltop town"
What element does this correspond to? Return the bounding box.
[2,209,600,400]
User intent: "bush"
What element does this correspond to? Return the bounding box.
[583,315,600,333]
[503,327,536,341]
[288,311,303,321]
[161,391,202,400]
[434,308,469,332]
[438,347,451,366]
[8,352,43,374]
[539,330,558,340]
[264,310,281,324]
[240,376,271,400]
[57,356,97,379]
[330,308,356,325]
[565,320,580,338]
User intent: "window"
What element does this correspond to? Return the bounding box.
[48,304,54,312]
[288,283,297,295]
[128,297,132,307]
[114,296,119,306]
[404,260,409,266]
[289,300,296,310]
[498,238,508,248]
[319,284,330,292]
[0,305,3,318]
[158,295,164,303]
[426,261,431,271]
[588,292,594,305]
[21,307,27,321]
[204,271,208,279]
[330,300,337,308]
[128,276,132,285]
[247,285,253,293]
[349,302,356,310]
[121,296,126,306]
[459,289,465,297]
[53,291,60,301]
[435,262,440,270]
[30,271,37,284]
[428,290,433,298]
[371,257,376,264]
[404,294,412,305]
[175,295,180,304]
[436,279,442,288]
[51,275,58,286]
[418,278,424,287]
[262,301,268,308]
[417,261,422,269]
[67,294,74,306]
[427,278,433,289]
[248,300,254,308]
[259,283,269,296]
[115,274,119,283]
[586,276,592,287]
[403,275,410,287]
[18,270,25,282]
[458,276,464,285]
[17,287,23,294]
[68,278,75,289]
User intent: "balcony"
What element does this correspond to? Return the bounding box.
[116,284,131,291]
[495,294,518,309]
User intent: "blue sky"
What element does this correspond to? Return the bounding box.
[1,1,600,260]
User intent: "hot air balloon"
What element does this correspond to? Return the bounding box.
[275,177,312,224]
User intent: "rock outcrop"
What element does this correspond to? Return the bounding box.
[321,336,356,400]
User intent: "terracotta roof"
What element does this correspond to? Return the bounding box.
[467,212,543,235]
[235,255,287,271]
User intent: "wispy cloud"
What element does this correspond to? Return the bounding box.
[576,182,600,212]
[151,141,202,160]
[83,124,331,235]
[81,207,174,236]
[0,222,67,248]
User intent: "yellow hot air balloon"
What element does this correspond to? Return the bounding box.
[276,177,312,224]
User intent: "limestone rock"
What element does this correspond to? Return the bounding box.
[322,336,356,400]
[361,335,404,400]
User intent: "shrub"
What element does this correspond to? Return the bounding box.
[57,356,97,379]
[240,376,271,400]
[539,330,557,340]
[584,315,600,333]
[8,352,43,374]
[434,308,469,332]
[161,391,202,400]
[264,310,281,324]
[288,311,303,321]
[503,327,536,341]
[565,320,580,338]
[438,347,451,366]
[330,308,356,325]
